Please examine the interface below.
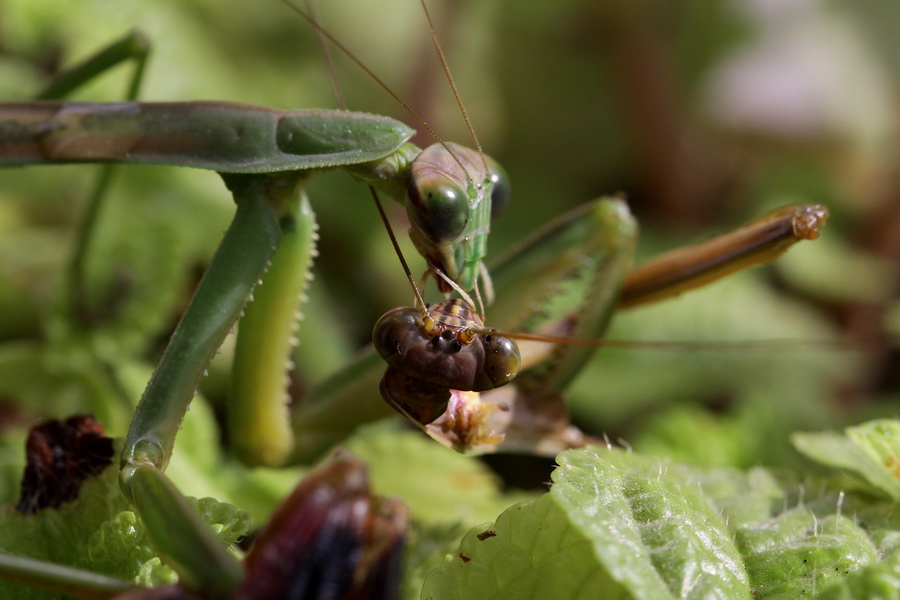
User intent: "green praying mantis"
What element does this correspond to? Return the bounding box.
[0,0,838,597]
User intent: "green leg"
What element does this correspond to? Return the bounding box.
[126,464,241,598]
[489,197,638,390]
[119,171,306,595]
[0,554,134,600]
[37,30,150,102]
[230,188,318,467]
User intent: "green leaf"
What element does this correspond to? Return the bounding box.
[403,523,468,600]
[423,494,625,600]
[686,466,786,530]
[814,552,900,599]
[0,465,130,599]
[554,448,749,598]
[83,510,168,584]
[423,446,750,599]
[83,494,249,585]
[0,443,249,597]
[792,419,900,499]
[737,508,878,598]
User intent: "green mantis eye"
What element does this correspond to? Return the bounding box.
[407,175,469,243]
[488,161,511,220]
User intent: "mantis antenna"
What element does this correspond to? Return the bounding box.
[279,0,477,192]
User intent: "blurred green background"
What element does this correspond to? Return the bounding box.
[0,0,897,485]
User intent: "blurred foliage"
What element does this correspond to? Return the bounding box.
[0,0,898,597]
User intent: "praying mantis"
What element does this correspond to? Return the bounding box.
[0,0,848,597]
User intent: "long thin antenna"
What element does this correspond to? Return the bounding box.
[306,0,346,110]
[369,187,429,314]
[488,331,863,352]
[279,0,476,190]
[417,0,487,169]
[292,0,439,314]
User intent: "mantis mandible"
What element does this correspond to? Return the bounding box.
[0,0,835,597]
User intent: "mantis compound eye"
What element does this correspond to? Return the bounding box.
[373,307,421,357]
[407,177,469,243]
[487,160,511,221]
[479,333,520,388]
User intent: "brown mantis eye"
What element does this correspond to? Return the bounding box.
[478,333,520,388]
